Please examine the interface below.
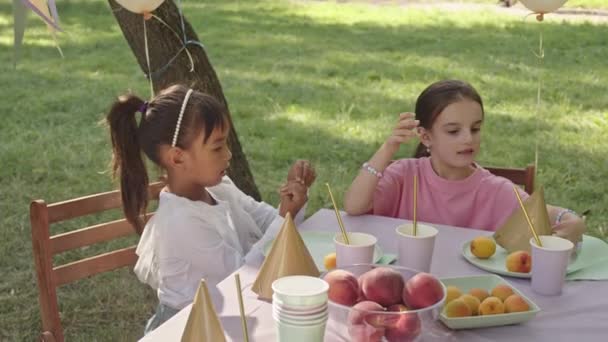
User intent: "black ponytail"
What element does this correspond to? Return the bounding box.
[106,94,149,234]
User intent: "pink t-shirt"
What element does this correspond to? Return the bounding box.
[372,157,529,231]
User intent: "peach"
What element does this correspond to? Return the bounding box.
[348,301,385,342]
[324,269,359,306]
[504,294,530,313]
[403,273,445,309]
[506,250,532,273]
[468,287,490,302]
[479,297,505,315]
[491,284,515,302]
[384,312,421,342]
[359,267,405,307]
[445,285,463,304]
[470,236,496,259]
[444,299,472,318]
[459,294,481,316]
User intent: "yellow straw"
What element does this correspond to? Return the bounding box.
[512,186,542,247]
[413,175,418,236]
[325,183,350,244]
[235,274,249,342]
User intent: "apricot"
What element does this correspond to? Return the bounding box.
[506,250,532,273]
[504,294,530,313]
[491,284,514,302]
[323,252,337,270]
[444,299,472,318]
[479,297,505,315]
[459,294,481,316]
[445,285,463,304]
[468,287,490,302]
[470,236,496,259]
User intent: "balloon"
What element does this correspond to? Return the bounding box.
[519,0,567,14]
[115,0,165,14]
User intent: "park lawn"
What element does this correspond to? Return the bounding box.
[0,0,606,340]
[468,0,608,9]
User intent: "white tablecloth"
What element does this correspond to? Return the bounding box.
[141,209,608,341]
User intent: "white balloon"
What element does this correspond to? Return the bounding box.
[519,0,567,13]
[115,0,165,14]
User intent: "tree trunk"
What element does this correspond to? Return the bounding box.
[108,0,261,200]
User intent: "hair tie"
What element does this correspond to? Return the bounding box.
[172,89,194,147]
[138,101,149,114]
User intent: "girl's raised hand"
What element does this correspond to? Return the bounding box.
[287,160,316,188]
[278,180,308,218]
[385,112,420,153]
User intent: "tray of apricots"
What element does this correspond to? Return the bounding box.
[439,274,540,329]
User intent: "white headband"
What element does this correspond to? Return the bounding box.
[171,88,194,147]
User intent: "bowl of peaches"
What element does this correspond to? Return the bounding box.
[321,264,446,342]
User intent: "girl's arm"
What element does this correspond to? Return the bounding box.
[547,204,586,245]
[343,142,397,215]
[344,113,419,215]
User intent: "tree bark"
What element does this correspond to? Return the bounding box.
[108,0,261,200]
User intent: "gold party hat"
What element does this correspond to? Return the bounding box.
[251,212,320,299]
[181,280,226,342]
[494,186,552,252]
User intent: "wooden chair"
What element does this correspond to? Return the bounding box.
[30,182,165,342]
[485,163,535,195]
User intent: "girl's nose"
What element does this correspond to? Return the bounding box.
[462,130,473,143]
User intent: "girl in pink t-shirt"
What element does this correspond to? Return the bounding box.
[344,80,585,243]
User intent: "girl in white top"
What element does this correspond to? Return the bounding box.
[106,85,316,333]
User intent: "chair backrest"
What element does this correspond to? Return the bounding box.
[485,164,535,195]
[30,182,165,342]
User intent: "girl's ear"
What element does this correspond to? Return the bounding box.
[160,146,186,170]
[417,127,432,147]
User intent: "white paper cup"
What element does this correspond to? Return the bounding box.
[273,301,328,316]
[272,276,329,307]
[530,236,574,296]
[275,317,327,342]
[395,223,438,273]
[273,309,328,325]
[334,232,377,269]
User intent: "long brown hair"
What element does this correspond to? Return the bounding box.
[106,85,227,234]
[413,80,484,158]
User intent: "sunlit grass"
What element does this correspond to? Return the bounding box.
[1,0,606,340]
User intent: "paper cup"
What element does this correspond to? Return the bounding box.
[334,232,377,269]
[275,318,327,342]
[395,223,438,273]
[272,276,329,307]
[273,310,328,325]
[530,236,574,296]
[273,302,328,316]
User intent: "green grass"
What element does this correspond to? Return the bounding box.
[566,0,608,8]
[1,0,606,340]
[468,0,608,9]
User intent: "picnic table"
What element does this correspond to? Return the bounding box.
[141,209,608,341]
